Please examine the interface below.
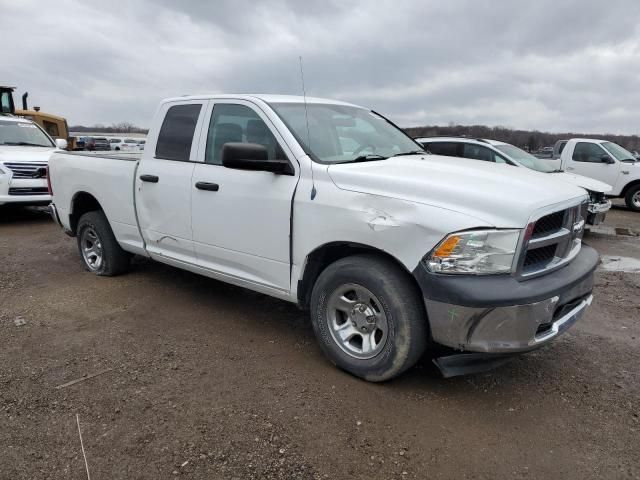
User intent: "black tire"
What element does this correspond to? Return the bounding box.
[76,211,131,276]
[624,184,640,211]
[310,254,428,382]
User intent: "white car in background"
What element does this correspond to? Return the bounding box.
[0,115,66,206]
[416,137,612,225]
[109,137,143,151]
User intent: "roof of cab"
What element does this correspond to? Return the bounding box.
[415,136,509,147]
[161,94,363,108]
[0,114,36,124]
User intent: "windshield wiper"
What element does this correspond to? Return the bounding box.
[390,150,425,157]
[339,154,388,164]
[549,169,564,173]
[3,141,51,147]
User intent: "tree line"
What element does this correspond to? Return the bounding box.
[69,122,148,134]
[404,124,640,152]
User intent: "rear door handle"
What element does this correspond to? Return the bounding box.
[566,167,575,171]
[195,181,219,192]
[140,174,159,183]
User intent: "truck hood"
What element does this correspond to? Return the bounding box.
[327,155,587,228]
[0,146,57,164]
[549,171,612,194]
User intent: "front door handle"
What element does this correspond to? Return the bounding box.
[195,181,219,192]
[140,174,159,183]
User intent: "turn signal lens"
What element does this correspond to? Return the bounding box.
[433,235,461,258]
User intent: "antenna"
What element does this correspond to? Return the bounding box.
[299,56,316,200]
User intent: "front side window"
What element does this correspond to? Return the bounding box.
[205,103,284,165]
[155,103,202,161]
[1,91,12,113]
[269,103,421,163]
[0,120,54,147]
[572,142,609,163]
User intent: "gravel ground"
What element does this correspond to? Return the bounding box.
[0,205,639,480]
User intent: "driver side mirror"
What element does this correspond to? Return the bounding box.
[600,155,615,164]
[221,142,294,175]
[55,138,68,150]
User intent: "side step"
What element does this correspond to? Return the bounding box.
[433,353,516,378]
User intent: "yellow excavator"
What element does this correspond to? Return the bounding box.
[1,86,77,150]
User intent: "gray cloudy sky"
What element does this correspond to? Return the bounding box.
[4,0,640,133]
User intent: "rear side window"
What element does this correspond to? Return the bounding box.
[572,142,607,163]
[155,104,202,161]
[424,142,459,156]
[462,144,500,162]
[42,120,60,137]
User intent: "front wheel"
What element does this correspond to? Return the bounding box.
[76,211,131,276]
[310,254,428,382]
[625,184,640,211]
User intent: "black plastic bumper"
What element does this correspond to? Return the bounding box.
[412,244,599,308]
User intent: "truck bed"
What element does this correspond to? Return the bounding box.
[48,151,145,255]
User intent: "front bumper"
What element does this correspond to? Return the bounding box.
[414,245,598,353]
[587,199,611,225]
[0,177,50,206]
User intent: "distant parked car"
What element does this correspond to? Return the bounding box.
[109,138,124,150]
[85,137,110,151]
[137,139,146,150]
[74,136,87,150]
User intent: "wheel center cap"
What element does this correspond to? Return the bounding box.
[351,303,376,332]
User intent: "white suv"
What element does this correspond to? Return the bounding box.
[416,137,612,225]
[0,116,64,206]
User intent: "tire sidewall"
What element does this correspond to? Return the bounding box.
[311,260,419,381]
[77,215,108,275]
[625,185,640,211]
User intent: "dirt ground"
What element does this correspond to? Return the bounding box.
[1,204,639,480]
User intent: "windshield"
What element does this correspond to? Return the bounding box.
[602,141,635,161]
[0,120,54,147]
[495,144,555,172]
[269,103,422,163]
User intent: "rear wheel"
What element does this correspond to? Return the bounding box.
[624,185,640,211]
[76,211,130,276]
[310,254,428,382]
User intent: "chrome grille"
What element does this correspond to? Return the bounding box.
[8,187,49,196]
[3,162,48,179]
[517,202,587,278]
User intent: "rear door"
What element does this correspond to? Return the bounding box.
[564,142,620,188]
[135,100,207,264]
[190,100,299,293]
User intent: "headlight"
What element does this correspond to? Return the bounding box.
[0,166,5,175]
[425,229,521,275]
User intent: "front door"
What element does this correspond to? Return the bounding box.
[190,101,299,292]
[136,101,206,263]
[565,141,620,188]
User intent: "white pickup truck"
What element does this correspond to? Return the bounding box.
[547,139,640,211]
[0,115,67,206]
[49,94,598,381]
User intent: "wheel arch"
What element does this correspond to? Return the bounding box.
[69,191,104,236]
[296,241,421,310]
[620,179,640,198]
